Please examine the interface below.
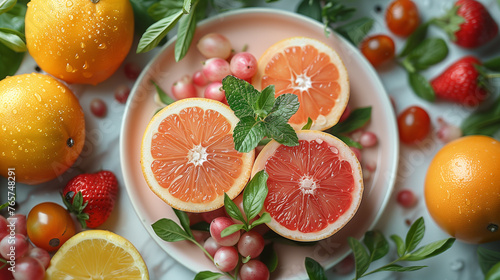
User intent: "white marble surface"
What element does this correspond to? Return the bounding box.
[3,0,500,279]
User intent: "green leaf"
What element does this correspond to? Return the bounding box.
[327,107,372,135]
[363,230,389,262]
[0,0,16,14]
[373,264,426,273]
[405,238,455,261]
[193,271,223,280]
[137,9,184,53]
[151,80,175,105]
[305,257,327,280]
[0,2,24,33]
[249,212,271,228]
[405,217,425,253]
[336,135,363,149]
[461,96,500,136]
[478,247,500,275]
[130,0,157,36]
[190,221,210,232]
[220,223,245,237]
[173,208,193,238]
[152,218,191,242]
[408,72,436,102]
[322,1,356,25]
[334,17,374,46]
[486,262,500,280]
[174,0,206,61]
[147,0,184,21]
[182,0,192,12]
[254,85,275,116]
[399,23,429,57]
[243,170,269,221]
[484,56,500,71]
[390,234,406,257]
[224,193,247,225]
[302,117,313,130]
[261,243,278,272]
[404,38,448,71]
[266,93,300,122]
[233,117,266,153]
[348,237,370,278]
[222,75,261,119]
[263,121,299,147]
[430,6,464,41]
[296,0,322,22]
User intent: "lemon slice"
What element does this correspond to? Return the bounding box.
[45,230,149,279]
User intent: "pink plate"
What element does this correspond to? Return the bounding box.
[120,8,399,279]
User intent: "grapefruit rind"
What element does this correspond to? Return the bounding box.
[252,130,363,241]
[141,98,255,212]
[252,37,350,132]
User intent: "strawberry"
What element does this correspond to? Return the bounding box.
[62,170,118,228]
[433,0,498,48]
[430,56,488,106]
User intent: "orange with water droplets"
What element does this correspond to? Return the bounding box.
[25,0,134,85]
[141,98,254,212]
[252,37,349,131]
[252,130,363,241]
[425,135,500,243]
[0,73,85,185]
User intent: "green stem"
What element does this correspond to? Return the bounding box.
[486,73,500,79]
[355,256,407,279]
[400,58,416,73]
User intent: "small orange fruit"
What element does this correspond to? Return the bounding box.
[25,0,134,85]
[252,37,349,131]
[141,98,254,212]
[0,73,85,185]
[425,135,500,243]
[252,130,363,241]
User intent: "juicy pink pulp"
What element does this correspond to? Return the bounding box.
[264,139,354,233]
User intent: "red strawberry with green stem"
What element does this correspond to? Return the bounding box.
[62,170,118,228]
[432,0,498,48]
[431,56,500,106]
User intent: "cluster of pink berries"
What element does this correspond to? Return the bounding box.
[0,215,50,280]
[170,33,258,103]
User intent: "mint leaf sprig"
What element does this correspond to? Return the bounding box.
[305,217,455,280]
[152,170,276,280]
[222,75,299,153]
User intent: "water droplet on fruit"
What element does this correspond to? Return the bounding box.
[66,0,73,7]
[83,72,93,78]
[66,64,75,73]
[83,61,88,69]
[316,115,326,126]
[34,93,42,102]
[69,14,73,20]
[81,42,86,48]
[12,109,17,114]
[1,125,6,131]
[98,43,107,49]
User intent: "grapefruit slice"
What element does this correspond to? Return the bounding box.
[252,37,350,131]
[252,130,363,241]
[141,98,254,212]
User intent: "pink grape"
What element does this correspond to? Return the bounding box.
[28,247,51,269]
[114,84,130,104]
[203,237,221,258]
[359,131,378,147]
[239,260,270,280]
[0,216,8,240]
[124,62,141,80]
[11,256,45,280]
[10,214,27,236]
[237,231,265,259]
[204,82,225,102]
[197,33,232,59]
[0,234,29,259]
[193,70,209,86]
[201,208,227,224]
[397,189,418,208]
[229,52,258,80]
[332,254,355,275]
[171,75,197,100]
[202,58,231,82]
[213,246,239,272]
[90,98,107,118]
[210,217,240,246]
[192,230,210,244]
